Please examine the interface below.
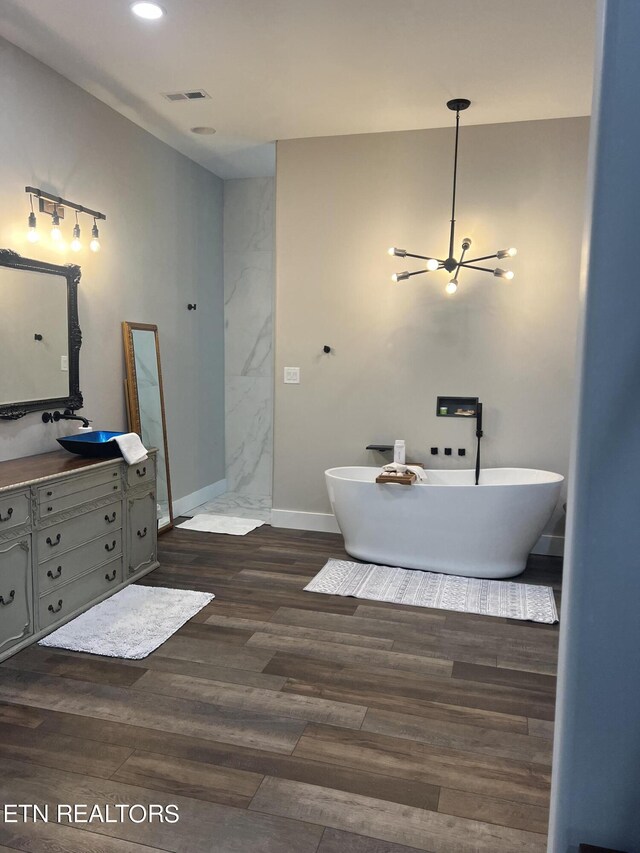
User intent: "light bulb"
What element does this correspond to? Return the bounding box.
[504,270,514,280]
[71,222,81,252]
[388,247,406,257]
[27,212,39,243]
[90,220,101,252]
[426,258,439,271]
[497,247,517,259]
[493,267,514,279]
[445,279,458,295]
[131,2,165,19]
[51,208,62,242]
[392,271,410,282]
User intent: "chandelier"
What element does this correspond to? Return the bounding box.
[388,98,516,295]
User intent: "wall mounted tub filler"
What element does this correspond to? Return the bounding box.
[388,99,516,295]
[42,409,92,429]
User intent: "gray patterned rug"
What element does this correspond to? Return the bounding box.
[305,559,558,623]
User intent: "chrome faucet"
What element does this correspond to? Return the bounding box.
[42,409,92,429]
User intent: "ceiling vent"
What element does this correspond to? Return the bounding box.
[162,89,211,102]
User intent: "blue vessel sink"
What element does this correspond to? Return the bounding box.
[57,431,125,458]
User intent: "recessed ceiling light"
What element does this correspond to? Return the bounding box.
[191,126,217,135]
[131,2,165,20]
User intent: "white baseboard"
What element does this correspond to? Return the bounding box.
[271,508,565,556]
[531,533,565,557]
[270,508,340,533]
[173,479,227,517]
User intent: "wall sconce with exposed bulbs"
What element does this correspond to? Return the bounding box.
[25,186,106,253]
[388,99,516,295]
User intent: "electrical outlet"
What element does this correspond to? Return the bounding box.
[284,367,300,384]
[60,355,68,371]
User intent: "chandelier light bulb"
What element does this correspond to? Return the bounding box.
[494,268,514,280]
[392,271,410,282]
[445,279,458,295]
[426,258,439,271]
[497,247,518,259]
[388,247,406,257]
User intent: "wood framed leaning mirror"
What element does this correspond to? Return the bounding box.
[122,322,173,533]
[0,249,82,420]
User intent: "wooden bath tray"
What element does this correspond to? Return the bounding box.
[375,471,417,486]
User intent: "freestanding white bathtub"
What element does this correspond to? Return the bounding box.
[325,467,563,579]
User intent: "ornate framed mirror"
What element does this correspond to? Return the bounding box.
[0,249,82,420]
[122,322,174,533]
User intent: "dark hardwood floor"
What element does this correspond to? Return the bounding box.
[0,524,561,853]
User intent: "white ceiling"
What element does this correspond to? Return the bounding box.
[0,0,596,179]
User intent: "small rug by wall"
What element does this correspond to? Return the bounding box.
[305,559,558,623]
[39,585,215,659]
[177,514,264,535]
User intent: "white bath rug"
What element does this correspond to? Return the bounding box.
[305,559,558,623]
[177,514,265,536]
[39,585,215,659]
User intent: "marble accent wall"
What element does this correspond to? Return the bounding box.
[223,178,274,497]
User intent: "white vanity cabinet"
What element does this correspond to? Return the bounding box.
[0,449,159,662]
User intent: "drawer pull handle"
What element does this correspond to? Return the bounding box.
[46,533,62,547]
[104,540,117,553]
[0,590,15,606]
[137,527,148,539]
[105,512,117,524]
[136,466,147,478]
[48,599,63,614]
[105,569,117,582]
[46,490,53,497]
[0,508,13,522]
[47,507,53,513]
[47,566,63,580]
[112,472,118,478]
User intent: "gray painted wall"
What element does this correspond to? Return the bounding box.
[0,37,225,502]
[548,2,640,850]
[274,118,589,535]
[223,178,274,497]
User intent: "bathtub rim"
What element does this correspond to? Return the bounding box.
[325,466,565,487]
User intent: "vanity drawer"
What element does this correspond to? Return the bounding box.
[39,557,123,631]
[38,465,121,505]
[125,456,155,489]
[39,480,122,519]
[0,491,30,534]
[0,537,33,654]
[127,491,157,576]
[38,530,123,594]
[37,501,122,561]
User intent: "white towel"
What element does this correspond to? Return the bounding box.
[381,462,429,483]
[109,432,148,465]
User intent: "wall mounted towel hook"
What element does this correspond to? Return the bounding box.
[323,345,332,353]
[187,303,197,311]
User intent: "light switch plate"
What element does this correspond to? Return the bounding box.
[60,355,68,371]
[284,367,300,384]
